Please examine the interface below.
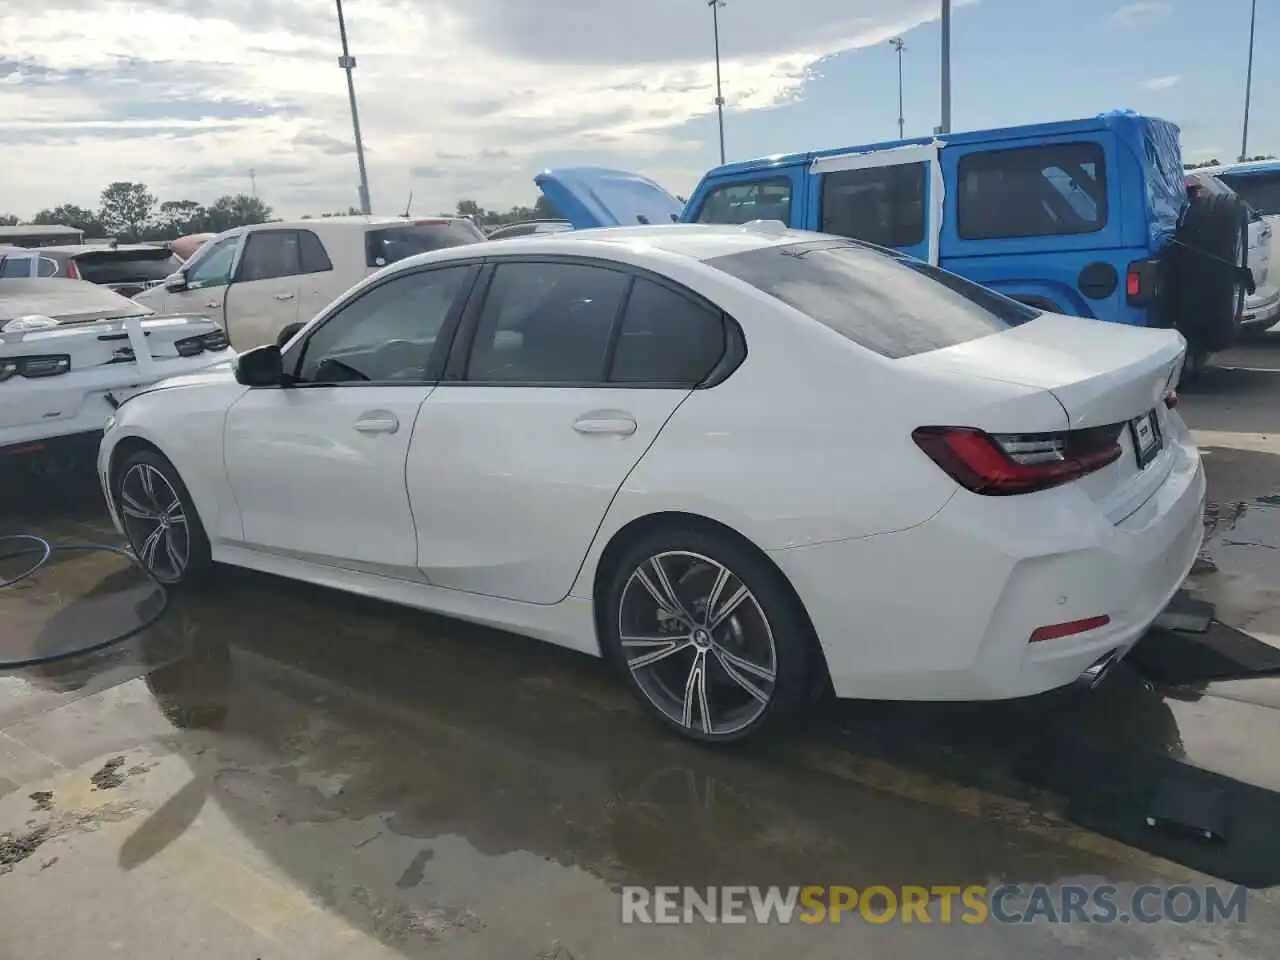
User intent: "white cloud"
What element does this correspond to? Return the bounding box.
[1109,2,1172,28]
[0,0,960,218]
[1137,74,1181,91]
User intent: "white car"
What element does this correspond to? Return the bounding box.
[133,216,486,353]
[98,224,1205,742]
[2,278,233,473]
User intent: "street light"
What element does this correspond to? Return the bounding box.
[1240,0,1258,161]
[335,0,372,215]
[888,37,906,140]
[940,0,952,134]
[708,0,727,165]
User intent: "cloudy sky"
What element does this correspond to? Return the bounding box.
[0,0,1274,219]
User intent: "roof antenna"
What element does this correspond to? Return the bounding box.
[402,190,413,218]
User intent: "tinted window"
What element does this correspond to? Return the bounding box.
[72,251,182,285]
[707,240,1040,359]
[695,180,792,226]
[298,230,333,274]
[958,143,1108,239]
[296,266,470,384]
[366,221,486,267]
[1217,172,1280,216]
[467,261,629,383]
[239,231,301,281]
[184,235,239,289]
[610,278,725,385]
[821,163,926,248]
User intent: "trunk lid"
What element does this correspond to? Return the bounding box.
[534,167,686,230]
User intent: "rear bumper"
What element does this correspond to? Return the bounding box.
[0,428,102,461]
[1241,287,1280,331]
[770,429,1206,702]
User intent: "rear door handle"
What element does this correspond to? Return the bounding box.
[573,411,637,436]
[353,413,400,435]
[275,292,295,301]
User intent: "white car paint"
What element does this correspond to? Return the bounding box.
[100,224,1205,737]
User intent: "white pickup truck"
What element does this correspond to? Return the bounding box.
[1,278,234,475]
[132,216,486,351]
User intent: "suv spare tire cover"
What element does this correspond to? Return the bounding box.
[1164,191,1249,353]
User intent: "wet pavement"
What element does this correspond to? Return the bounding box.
[2,343,1280,958]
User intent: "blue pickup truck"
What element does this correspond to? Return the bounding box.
[536,113,1249,374]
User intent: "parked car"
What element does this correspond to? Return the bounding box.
[100,224,1203,743]
[0,246,54,279]
[2,278,233,475]
[133,216,487,351]
[0,224,84,247]
[1186,170,1279,335]
[536,113,1248,375]
[170,233,217,263]
[28,242,185,299]
[486,219,574,240]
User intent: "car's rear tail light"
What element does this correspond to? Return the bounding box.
[1125,259,1160,306]
[200,330,230,352]
[912,424,1123,495]
[65,259,80,280]
[1030,615,1111,643]
[175,335,206,357]
[1164,389,1178,409]
[2,354,72,379]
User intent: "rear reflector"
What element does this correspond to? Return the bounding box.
[912,424,1123,496]
[1030,615,1111,643]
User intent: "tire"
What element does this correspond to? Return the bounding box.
[112,449,213,587]
[601,527,813,743]
[1166,191,1250,353]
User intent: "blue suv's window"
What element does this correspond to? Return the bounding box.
[694,180,792,226]
[957,142,1108,240]
[820,163,926,247]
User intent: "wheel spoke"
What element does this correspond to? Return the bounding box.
[138,525,165,568]
[163,530,185,574]
[635,558,693,624]
[624,636,693,670]
[708,584,750,632]
[120,489,160,521]
[713,646,773,705]
[681,650,712,734]
[138,466,159,508]
[703,565,732,625]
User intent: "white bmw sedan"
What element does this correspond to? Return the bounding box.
[98,223,1205,743]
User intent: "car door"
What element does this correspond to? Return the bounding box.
[155,232,243,322]
[223,229,305,350]
[407,257,729,604]
[222,262,480,577]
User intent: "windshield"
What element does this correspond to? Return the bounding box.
[72,251,182,285]
[1216,171,1280,216]
[706,239,1040,359]
[366,221,486,267]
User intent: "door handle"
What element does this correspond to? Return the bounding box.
[573,412,637,436]
[275,292,296,301]
[353,414,400,435]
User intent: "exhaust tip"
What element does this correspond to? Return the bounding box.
[1077,649,1122,689]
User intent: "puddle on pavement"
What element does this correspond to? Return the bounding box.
[1192,495,1280,634]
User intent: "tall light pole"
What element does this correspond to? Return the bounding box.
[889,38,906,140]
[940,0,952,134]
[335,0,372,214]
[1240,0,1257,161]
[708,0,727,165]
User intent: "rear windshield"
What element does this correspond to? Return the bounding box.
[706,240,1040,359]
[366,221,486,268]
[1216,172,1280,216]
[72,250,181,284]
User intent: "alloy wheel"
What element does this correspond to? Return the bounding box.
[118,463,190,584]
[618,551,778,737]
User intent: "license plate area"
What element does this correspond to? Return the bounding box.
[1129,409,1163,468]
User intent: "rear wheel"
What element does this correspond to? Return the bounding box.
[602,528,812,743]
[113,450,212,587]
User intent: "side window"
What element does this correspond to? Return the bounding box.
[238,230,301,282]
[296,266,471,384]
[694,179,792,226]
[184,235,240,289]
[957,142,1108,240]
[466,261,630,384]
[609,278,725,386]
[298,230,333,274]
[820,163,926,247]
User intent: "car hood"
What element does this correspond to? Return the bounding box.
[534,167,687,230]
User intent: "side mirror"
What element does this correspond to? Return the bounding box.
[164,271,188,292]
[234,344,285,387]
[276,321,305,349]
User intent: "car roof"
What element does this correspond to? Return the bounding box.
[0,278,156,325]
[256,216,469,231]
[1209,159,1280,178]
[34,243,173,256]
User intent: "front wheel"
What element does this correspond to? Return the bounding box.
[602,529,813,743]
[113,449,212,587]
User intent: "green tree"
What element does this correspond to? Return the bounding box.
[455,199,483,219]
[151,199,206,239]
[32,204,106,238]
[98,181,157,240]
[0,213,19,226]
[533,195,560,219]
[200,194,273,233]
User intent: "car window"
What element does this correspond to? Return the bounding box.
[706,239,1040,359]
[1216,171,1280,216]
[694,179,792,226]
[184,235,240,289]
[296,266,471,384]
[466,261,630,383]
[366,221,486,268]
[239,230,301,282]
[298,230,333,274]
[820,163,926,248]
[958,142,1108,240]
[609,278,725,385]
[72,251,182,285]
